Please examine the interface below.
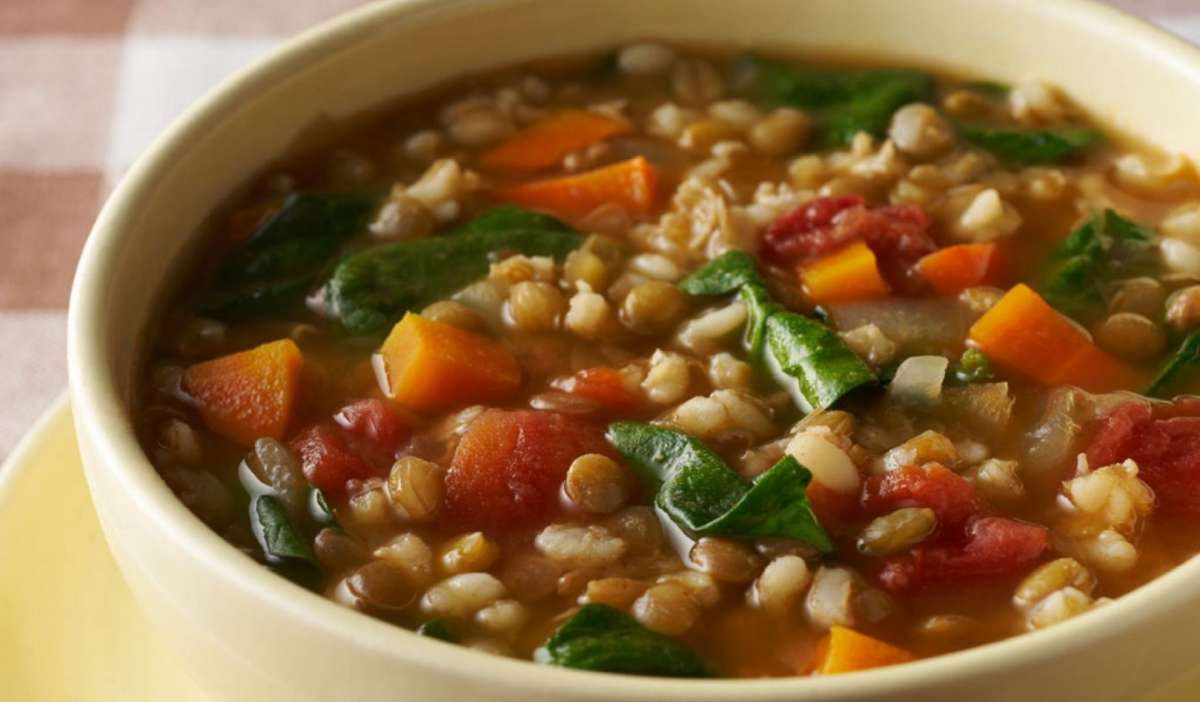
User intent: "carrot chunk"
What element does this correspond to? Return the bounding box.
[916,242,1004,295]
[495,156,658,220]
[797,240,891,306]
[811,626,915,675]
[968,284,1139,392]
[182,338,304,446]
[378,312,521,411]
[552,367,641,413]
[481,108,630,172]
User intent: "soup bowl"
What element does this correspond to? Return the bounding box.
[67,0,1200,700]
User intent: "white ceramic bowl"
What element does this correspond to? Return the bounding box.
[68,1,1200,700]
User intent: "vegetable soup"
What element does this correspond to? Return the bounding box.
[138,43,1200,679]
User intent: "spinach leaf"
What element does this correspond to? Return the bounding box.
[953,347,996,384]
[326,206,583,335]
[1038,209,1157,323]
[1146,331,1200,397]
[535,604,713,677]
[416,619,458,643]
[699,456,831,550]
[607,422,832,550]
[309,488,340,529]
[957,121,1101,166]
[961,80,1010,99]
[200,192,376,319]
[736,56,935,146]
[681,251,874,411]
[250,494,317,566]
[765,311,876,412]
[678,250,764,295]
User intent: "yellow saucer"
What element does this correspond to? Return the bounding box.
[0,396,209,701]
[2,397,1198,701]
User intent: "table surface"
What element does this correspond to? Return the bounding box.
[0,0,1196,460]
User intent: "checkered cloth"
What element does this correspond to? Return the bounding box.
[0,0,1195,460]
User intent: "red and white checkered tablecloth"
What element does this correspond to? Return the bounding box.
[0,0,1195,460]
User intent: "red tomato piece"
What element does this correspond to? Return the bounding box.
[1086,401,1200,514]
[879,516,1049,592]
[761,196,935,291]
[762,195,865,263]
[862,463,980,530]
[807,482,860,530]
[290,423,382,497]
[334,398,410,466]
[553,367,641,413]
[444,409,611,531]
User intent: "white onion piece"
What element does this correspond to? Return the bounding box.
[1160,237,1200,276]
[889,355,949,405]
[785,431,861,494]
[371,352,392,398]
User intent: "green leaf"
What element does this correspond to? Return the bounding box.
[250,494,316,566]
[416,619,458,643]
[535,604,713,677]
[740,283,783,363]
[1146,331,1200,397]
[736,56,935,146]
[606,422,832,550]
[200,192,376,319]
[765,312,876,412]
[679,253,874,411]
[1038,209,1159,323]
[309,488,340,529]
[326,206,583,336]
[699,456,832,551]
[678,250,765,296]
[956,121,1101,166]
[954,347,996,384]
[961,80,1010,99]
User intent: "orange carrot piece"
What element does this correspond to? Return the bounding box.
[811,626,915,675]
[798,240,891,306]
[495,156,658,220]
[182,338,304,447]
[379,312,521,411]
[481,108,631,172]
[968,284,1140,392]
[916,242,1004,296]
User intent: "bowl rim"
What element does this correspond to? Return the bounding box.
[67,0,1200,697]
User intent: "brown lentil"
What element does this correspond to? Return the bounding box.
[1092,312,1166,362]
[689,537,764,584]
[620,280,687,334]
[565,453,629,514]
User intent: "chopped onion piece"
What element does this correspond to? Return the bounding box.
[889,355,949,405]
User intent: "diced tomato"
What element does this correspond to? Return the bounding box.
[289,398,407,497]
[290,423,382,497]
[553,367,642,413]
[862,463,980,530]
[334,398,410,466]
[807,482,860,529]
[879,516,1049,592]
[444,409,611,531]
[761,196,936,290]
[1086,400,1200,514]
[762,195,865,262]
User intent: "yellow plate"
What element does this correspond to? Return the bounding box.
[3,397,1199,701]
[0,396,209,702]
